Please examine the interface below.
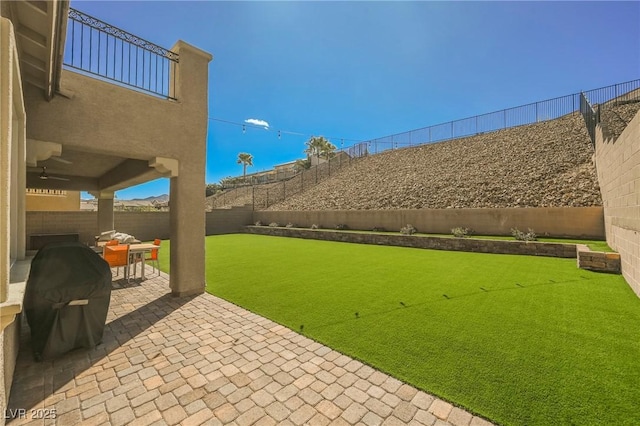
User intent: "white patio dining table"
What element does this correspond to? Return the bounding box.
[126,243,160,280]
[104,243,160,281]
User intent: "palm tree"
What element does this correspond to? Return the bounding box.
[237,152,253,182]
[304,136,336,165]
[293,158,312,172]
[320,140,337,160]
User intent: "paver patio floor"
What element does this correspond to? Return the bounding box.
[7,268,492,426]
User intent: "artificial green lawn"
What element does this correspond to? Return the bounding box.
[158,234,640,425]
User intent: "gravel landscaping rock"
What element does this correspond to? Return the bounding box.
[268,112,603,210]
[600,101,640,141]
[209,103,638,212]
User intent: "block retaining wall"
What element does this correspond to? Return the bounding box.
[245,226,578,258]
[576,244,621,274]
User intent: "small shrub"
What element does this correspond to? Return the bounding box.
[286,223,295,228]
[254,221,263,226]
[268,222,280,227]
[400,224,417,235]
[511,227,537,241]
[335,224,349,230]
[372,226,386,232]
[451,227,470,238]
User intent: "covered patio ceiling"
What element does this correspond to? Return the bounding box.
[12,1,170,194]
[25,142,170,193]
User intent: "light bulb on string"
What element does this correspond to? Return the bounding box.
[242,125,246,134]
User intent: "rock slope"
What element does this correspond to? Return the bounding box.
[268,112,604,210]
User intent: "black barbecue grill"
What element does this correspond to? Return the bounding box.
[24,242,112,361]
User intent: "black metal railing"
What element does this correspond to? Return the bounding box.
[354,79,640,154]
[580,92,598,145]
[63,8,179,99]
[209,151,365,209]
[209,80,640,210]
[581,79,640,107]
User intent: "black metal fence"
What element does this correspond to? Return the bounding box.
[211,79,640,210]
[354,79,640,154]
[64,8,179,99]
[581,80,640,144]
[209,151,363,209]
[580,92,598,145]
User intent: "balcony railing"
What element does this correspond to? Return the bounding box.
[63,8,178,100]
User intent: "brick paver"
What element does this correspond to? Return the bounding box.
[7,267,492,425]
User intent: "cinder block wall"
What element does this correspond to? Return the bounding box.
[26,211,99,247]
[25,211,172,246]
[116,213,171,241]
[596,110,640,296]
[25,208,254,249]
[254,207,605,239]
[205,206,253,235]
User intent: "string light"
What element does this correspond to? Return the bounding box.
[208,117,363,144]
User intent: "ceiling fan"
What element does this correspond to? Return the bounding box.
[38,167,69,181]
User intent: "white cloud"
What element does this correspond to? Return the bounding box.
[244,118,270,129]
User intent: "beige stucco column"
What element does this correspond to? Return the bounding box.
[167,41,211,297]
[90,191,115,236]
[169,171,205,296]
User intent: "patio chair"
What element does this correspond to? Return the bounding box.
[102,243,131,280]
[145,239,161,276]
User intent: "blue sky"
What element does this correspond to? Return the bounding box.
[73,1,640,200]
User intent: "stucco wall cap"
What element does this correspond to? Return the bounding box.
[150,157,179,177]
[1,259,31,332]
[171,40,213,62]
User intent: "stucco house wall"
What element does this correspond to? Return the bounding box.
[25,189,80,211]
[0,15,27,424]
[23,42,212,297]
